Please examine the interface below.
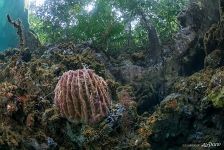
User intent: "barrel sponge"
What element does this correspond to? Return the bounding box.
[54,69,111,125]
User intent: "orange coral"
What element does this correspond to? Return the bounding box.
[118,90,135,107]
[117,86,136,108]
[26,113,35,128]
[82,126,97,139]
[6,102,17,114]
[164,99,178,110]
[147,115,157,124]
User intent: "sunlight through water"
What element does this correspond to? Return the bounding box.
[29,0,45,6]
[84,2,95,13]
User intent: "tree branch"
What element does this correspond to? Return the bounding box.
[7,14,25,49]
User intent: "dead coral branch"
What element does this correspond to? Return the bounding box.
[7,14,25,49]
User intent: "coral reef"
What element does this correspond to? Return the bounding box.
[204,49,224,68]
[0,42,114,149]
[0,1,224,149]
[142,67,224,150]
[204,17,224,55]
[54,69,111,125]
[0,42,144,149]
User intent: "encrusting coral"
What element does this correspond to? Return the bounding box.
[54,69,112,125]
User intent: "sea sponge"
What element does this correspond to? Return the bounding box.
[54,69,111,125]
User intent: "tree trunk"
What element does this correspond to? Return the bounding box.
[127,20,132,50]
[138,9,161,64]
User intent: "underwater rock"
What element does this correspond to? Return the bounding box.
[20,49,32,62]
[144,67,224,150]
[134,64,167,114]
[115,64,146,83]
[0,42,116,149]
[178,0,220,32]
[64,102,139,149]
[160,93,195,118]
[148,113,191,149]
[204,17,224,55]
[209,69,224,89]
[131,52,146,63]
[160,93,182,112]
[0,124,22,149]
[206,68,224,108]
[207,86,224,108]
[173,0,221,76]
[135,82,159,114]
[100,103,126,131]
[111,62,167,114]
[0,52,5,60]
[174,27,196,56]
[46,137,57,149]
[24,138,41,150]
[174,69,214,99]
[204,49,224,68]
[0,42,142,149]
[116,85,136,108]
[106,79,120,101]
[180,104,195,119]
[23,137,57,150]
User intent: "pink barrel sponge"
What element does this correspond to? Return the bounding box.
[54,69,111,125]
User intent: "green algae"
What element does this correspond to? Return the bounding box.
[207,87,224,108]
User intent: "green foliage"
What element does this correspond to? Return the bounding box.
[113,0,187,42]
[149,0,187,41]
[29,0,188,53]
[29,14,61,44]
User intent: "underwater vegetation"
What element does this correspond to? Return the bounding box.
[0,0,224,150]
